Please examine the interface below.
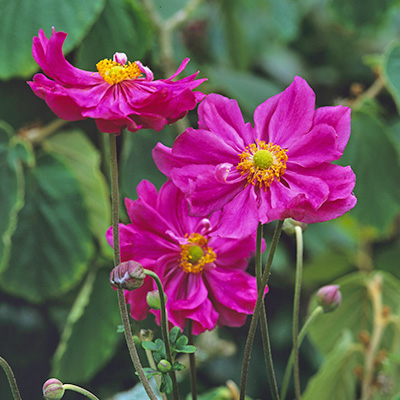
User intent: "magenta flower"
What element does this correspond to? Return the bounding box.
[28,28,206,134]
[106,180,260,335]
[153,77,357,238]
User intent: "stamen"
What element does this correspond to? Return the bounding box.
[179,233,216,274]
[237,139,288,190]
[96,58,142,85]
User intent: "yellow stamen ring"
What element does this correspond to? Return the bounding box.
[179,233,216,274]
[96,58,142,85]
[237,139,288,190]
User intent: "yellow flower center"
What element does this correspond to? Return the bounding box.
[237,139,288,190]
[96,58,142,85]
[179,233,216,274]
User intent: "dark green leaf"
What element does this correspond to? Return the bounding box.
[176,345,196,354]
[384,42,400,115]
[0,152,93,302]
[0,0,106,79]
[172,361,185,371]
[175,335,189,348]
[142,341,162,352]
[340,111,400,233]
[51,268,121,382]
[142,367,161,379]
[44,129,111,255]
[302,332,362,400]
[160,374,173,394]
[169,326,181,344]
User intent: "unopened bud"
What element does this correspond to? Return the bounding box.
[43,378,64,400]
[157,359,172,373]
[317,285,341,313]
[113,52,127,65]
[110,261,145,290]
[282,218,307,235]
[146,290,167,310]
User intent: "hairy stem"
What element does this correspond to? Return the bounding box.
[0,356,22,400]
[293,226,304,400]
[188,320,198,400]
[109,133,158,400]
[239,220,284,400]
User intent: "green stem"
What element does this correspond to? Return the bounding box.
[144,269,179,400]
[255,223,280,400]
[239,220,284,400]
[108,133,158,400]
[293,226,304,400]
[280,306,323,400]
[62,384,100,400]
[0,356,22,400]
[188,320,198,400]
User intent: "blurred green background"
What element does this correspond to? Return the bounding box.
[1,0,400,399]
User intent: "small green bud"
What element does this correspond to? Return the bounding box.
[110,260,145,290]
[282,218,307,235]
[43,378,65,400]
[146,290,167,310]
[317,285,341,313]
[157,359,172,373]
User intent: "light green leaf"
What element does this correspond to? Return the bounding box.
[43,129,111,255]
[0,0,106,79]
[308,271,400,356]
[0,152,93,302]
[340,111,400,233]
[384,42,400,115]
[302,332,362,400]
[51,268,121,382]
[75,0,154,70]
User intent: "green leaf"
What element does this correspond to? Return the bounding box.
[51,268,121,382]
[142,341,163,352]
[175,335,189,348]
[160,374,173,394]
[308,271,400,355]
[169,326,181,344]
[302,332,362,400]
[0,0,106,79]
[0,152,93,302]
[176,345,196,354]
[75,0,154,70]
[340,111,400,233]
[44,129,111,255]
[204,66,281,116]
[172,361,185,371]
[186,386,254,400]
[383,42,400,115]
[142,368,161,379]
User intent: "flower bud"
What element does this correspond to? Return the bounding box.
[113,52,127,65]
[110,261,145,290]
[43,378,65,400]
[157,359,172,373]
[146,289,167,310]
[317,285,341,313]
[282,218,307,235]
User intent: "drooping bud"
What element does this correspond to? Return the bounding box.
[113,52,128,65]
[43,378,65,400]
[316,285,342,313]
[146,289,167,310]
[157,359,172,373]
[110,260,145,290]
[282,218,307,235]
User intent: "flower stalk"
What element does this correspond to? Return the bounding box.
[0,356,22,400]
[109,134,158,400]
[188,320,198,400]
[292,225,304,400]
[144,269,180,400]
[239,220,284,400]
[62,384,100,400]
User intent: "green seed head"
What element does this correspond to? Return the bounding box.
[253,149,273,169]
[188,245,203,264]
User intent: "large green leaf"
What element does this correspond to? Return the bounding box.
[308,271,400,356]
[51,268,121,383]
[340,111,400,233]
[75,0,154,70]
[302,332,362,400]
[384,42,400,115]
[0,152,93,302]
[0,0,106,79]
[43,130,111,255]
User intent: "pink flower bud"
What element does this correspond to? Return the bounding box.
[43,378,64,400]
[110,261,145,290]
[113,52,128,65]
[317,285,341,313]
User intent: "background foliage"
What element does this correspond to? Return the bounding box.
[1,0,400,399]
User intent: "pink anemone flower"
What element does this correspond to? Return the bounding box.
[106,180,261,335]
[28,28,206,134]
[153,77,357,238]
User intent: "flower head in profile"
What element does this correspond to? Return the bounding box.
[28,28,206,134]
[106,180,260,335]
[154,77,357,238]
